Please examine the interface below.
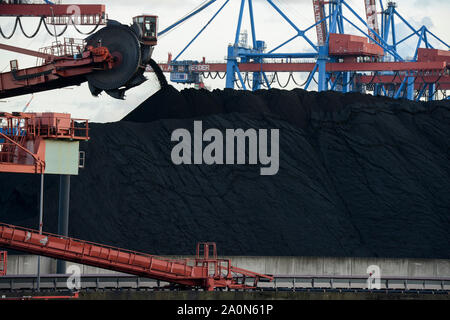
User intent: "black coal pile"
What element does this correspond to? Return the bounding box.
[1,86,449,258]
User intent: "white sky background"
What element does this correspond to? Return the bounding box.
[0,0,449,122]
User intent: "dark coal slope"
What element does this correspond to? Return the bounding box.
[122,85,387,129]
[1,87,449,258]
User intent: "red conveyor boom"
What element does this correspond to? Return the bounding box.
[0,223,273,290]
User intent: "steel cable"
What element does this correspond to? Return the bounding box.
[291,72,310,87]
[1,16,102,39]
[17,17,45,39]
[70,17,102,35]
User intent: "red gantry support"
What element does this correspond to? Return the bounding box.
[0,112,89,174]
[0,3,106,25]
[0,223,273,290]
[0,39,115,99]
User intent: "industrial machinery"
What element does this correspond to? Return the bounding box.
[164,53,206,88]
[0,112,89,174]
[0,3,273,290]
[0,112,272,289]
[0,1,159,99]
[154,0,449,101]
[0,223,273,290]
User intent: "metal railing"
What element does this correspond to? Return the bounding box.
[1,273,449,293]
[36,38,85,65]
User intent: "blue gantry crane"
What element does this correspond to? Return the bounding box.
[155,0,449,101]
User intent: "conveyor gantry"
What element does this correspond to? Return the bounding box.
[0,223,273,290]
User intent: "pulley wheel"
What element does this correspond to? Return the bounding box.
[86,25,141,91]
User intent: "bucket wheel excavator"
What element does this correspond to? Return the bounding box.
[0,14,158,100]
[84,16,158,99]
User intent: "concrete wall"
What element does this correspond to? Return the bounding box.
[6,255,450,278]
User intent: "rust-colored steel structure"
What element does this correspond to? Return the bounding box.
[0,223,273,291]
[0,3,106,26]
[154,44,450,90]
[0,39,115,99]
[0,251,6,276]
[313,0,328,46]
[0,112,89,174]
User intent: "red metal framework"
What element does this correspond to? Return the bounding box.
[0,112,89,174]
[0,223,273,290]
[0,251,6,276]
[364,0,379,43]
[313,0,327,46]
[153,45,450,91]
[328,33,384,60]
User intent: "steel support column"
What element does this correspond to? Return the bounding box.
[318,46,328,91]
[57,174,71,274]
[226,46,237,89]
[429,83,436,101]
[406,73,415,100]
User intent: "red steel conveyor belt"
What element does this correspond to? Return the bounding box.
[0,222,273,290]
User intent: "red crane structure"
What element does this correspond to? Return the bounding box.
[0,3,106,26]
[156,52,450,90]
[0,1,159,100]
[0,111,89,174]
[0,223,273,290]
[0,251,6,276]
[0,41,115,99]
[0,3,274,290]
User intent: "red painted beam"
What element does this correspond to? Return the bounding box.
[327,61,448,72]
[0,222,272,290]
[0,4,105,17]
[357,75,450,90]
[0,47,114,99]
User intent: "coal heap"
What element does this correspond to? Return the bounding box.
[1,86,449,258]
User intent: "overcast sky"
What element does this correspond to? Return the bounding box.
[0,0,449,122]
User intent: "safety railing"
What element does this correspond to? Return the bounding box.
[17,114,90,141]
[36,38,85,65]
[0,273,449,292]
